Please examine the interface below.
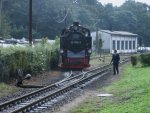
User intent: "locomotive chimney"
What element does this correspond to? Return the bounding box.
[73,22,79,26]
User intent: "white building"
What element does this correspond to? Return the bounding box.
[91,30,138,53]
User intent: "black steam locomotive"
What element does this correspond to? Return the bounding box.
[60,22,92,68]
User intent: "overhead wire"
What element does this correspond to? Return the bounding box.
[54,7,69,23]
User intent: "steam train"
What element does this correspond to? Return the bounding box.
[60,22,92,68]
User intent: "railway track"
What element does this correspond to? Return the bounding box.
[0,58,129,113]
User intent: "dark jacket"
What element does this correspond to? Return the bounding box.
[111,53,120,64]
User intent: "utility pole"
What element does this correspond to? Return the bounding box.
[64,6,67,28]
[95,6,99,54]
[0,0,2,28]
[29,0,32,45]
[96,27,99,54]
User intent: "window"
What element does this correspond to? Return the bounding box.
[117,41,120,50]
[112,40,115,50]
[121,41,124,50]
[129,41,132,49]
[125,41,128,50]
[133,41,135,49]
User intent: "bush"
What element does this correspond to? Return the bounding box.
[0,41,60,82]
[140,54,150,66]
[50,49,59,69]
[131,56,137,66]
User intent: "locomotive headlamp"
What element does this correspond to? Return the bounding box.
[88,49,92,53]
[85,32,88,37]
[60,49,64,53]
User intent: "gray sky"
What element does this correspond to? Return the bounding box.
[98,0,150,6]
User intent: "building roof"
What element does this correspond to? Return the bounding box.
[101,30,138,36]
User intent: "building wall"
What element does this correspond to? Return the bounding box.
[101,32,111,49]
[91,31,138,53]
[91,31,111,52]
[91,32,96,51]
[111,35,137,53]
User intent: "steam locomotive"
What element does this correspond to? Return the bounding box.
[60,22,92,68]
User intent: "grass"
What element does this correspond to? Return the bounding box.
[71,64,150,113]
[0,83,19,97]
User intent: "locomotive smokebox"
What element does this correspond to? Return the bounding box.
[73,22,79,26]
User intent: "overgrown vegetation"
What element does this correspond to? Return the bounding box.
[130,54,150,67]
[140,54,150,66]
[131,55,137,66]
[71,64,150,113]
[0,83,18,97]
[0,38,60,82]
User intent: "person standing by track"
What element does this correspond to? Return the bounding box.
[110,50,120,75]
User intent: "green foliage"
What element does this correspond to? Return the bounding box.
[50,50,59,69]
[0,0,100,39]
[41,37,48,45]
[0,82,18,97]
[140,54,150,66]
[112,10,137,32]
[0,16,11,38]
[0,42,60,82]
[120,0,150,46]
[53,36,60,49]
[71,64,150,113]
[50,36,60,69]
[1,0,150,46]
[11,25,28,38]
[131,55,137,66]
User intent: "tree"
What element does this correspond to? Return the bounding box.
[1,0,150,46]
[111,10,137,32]
[99,3,114,30]
[120,0,150,46]
[0,15,11,38]
[0,0,2,27]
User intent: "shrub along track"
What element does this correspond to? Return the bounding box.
[0,57,129,113]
